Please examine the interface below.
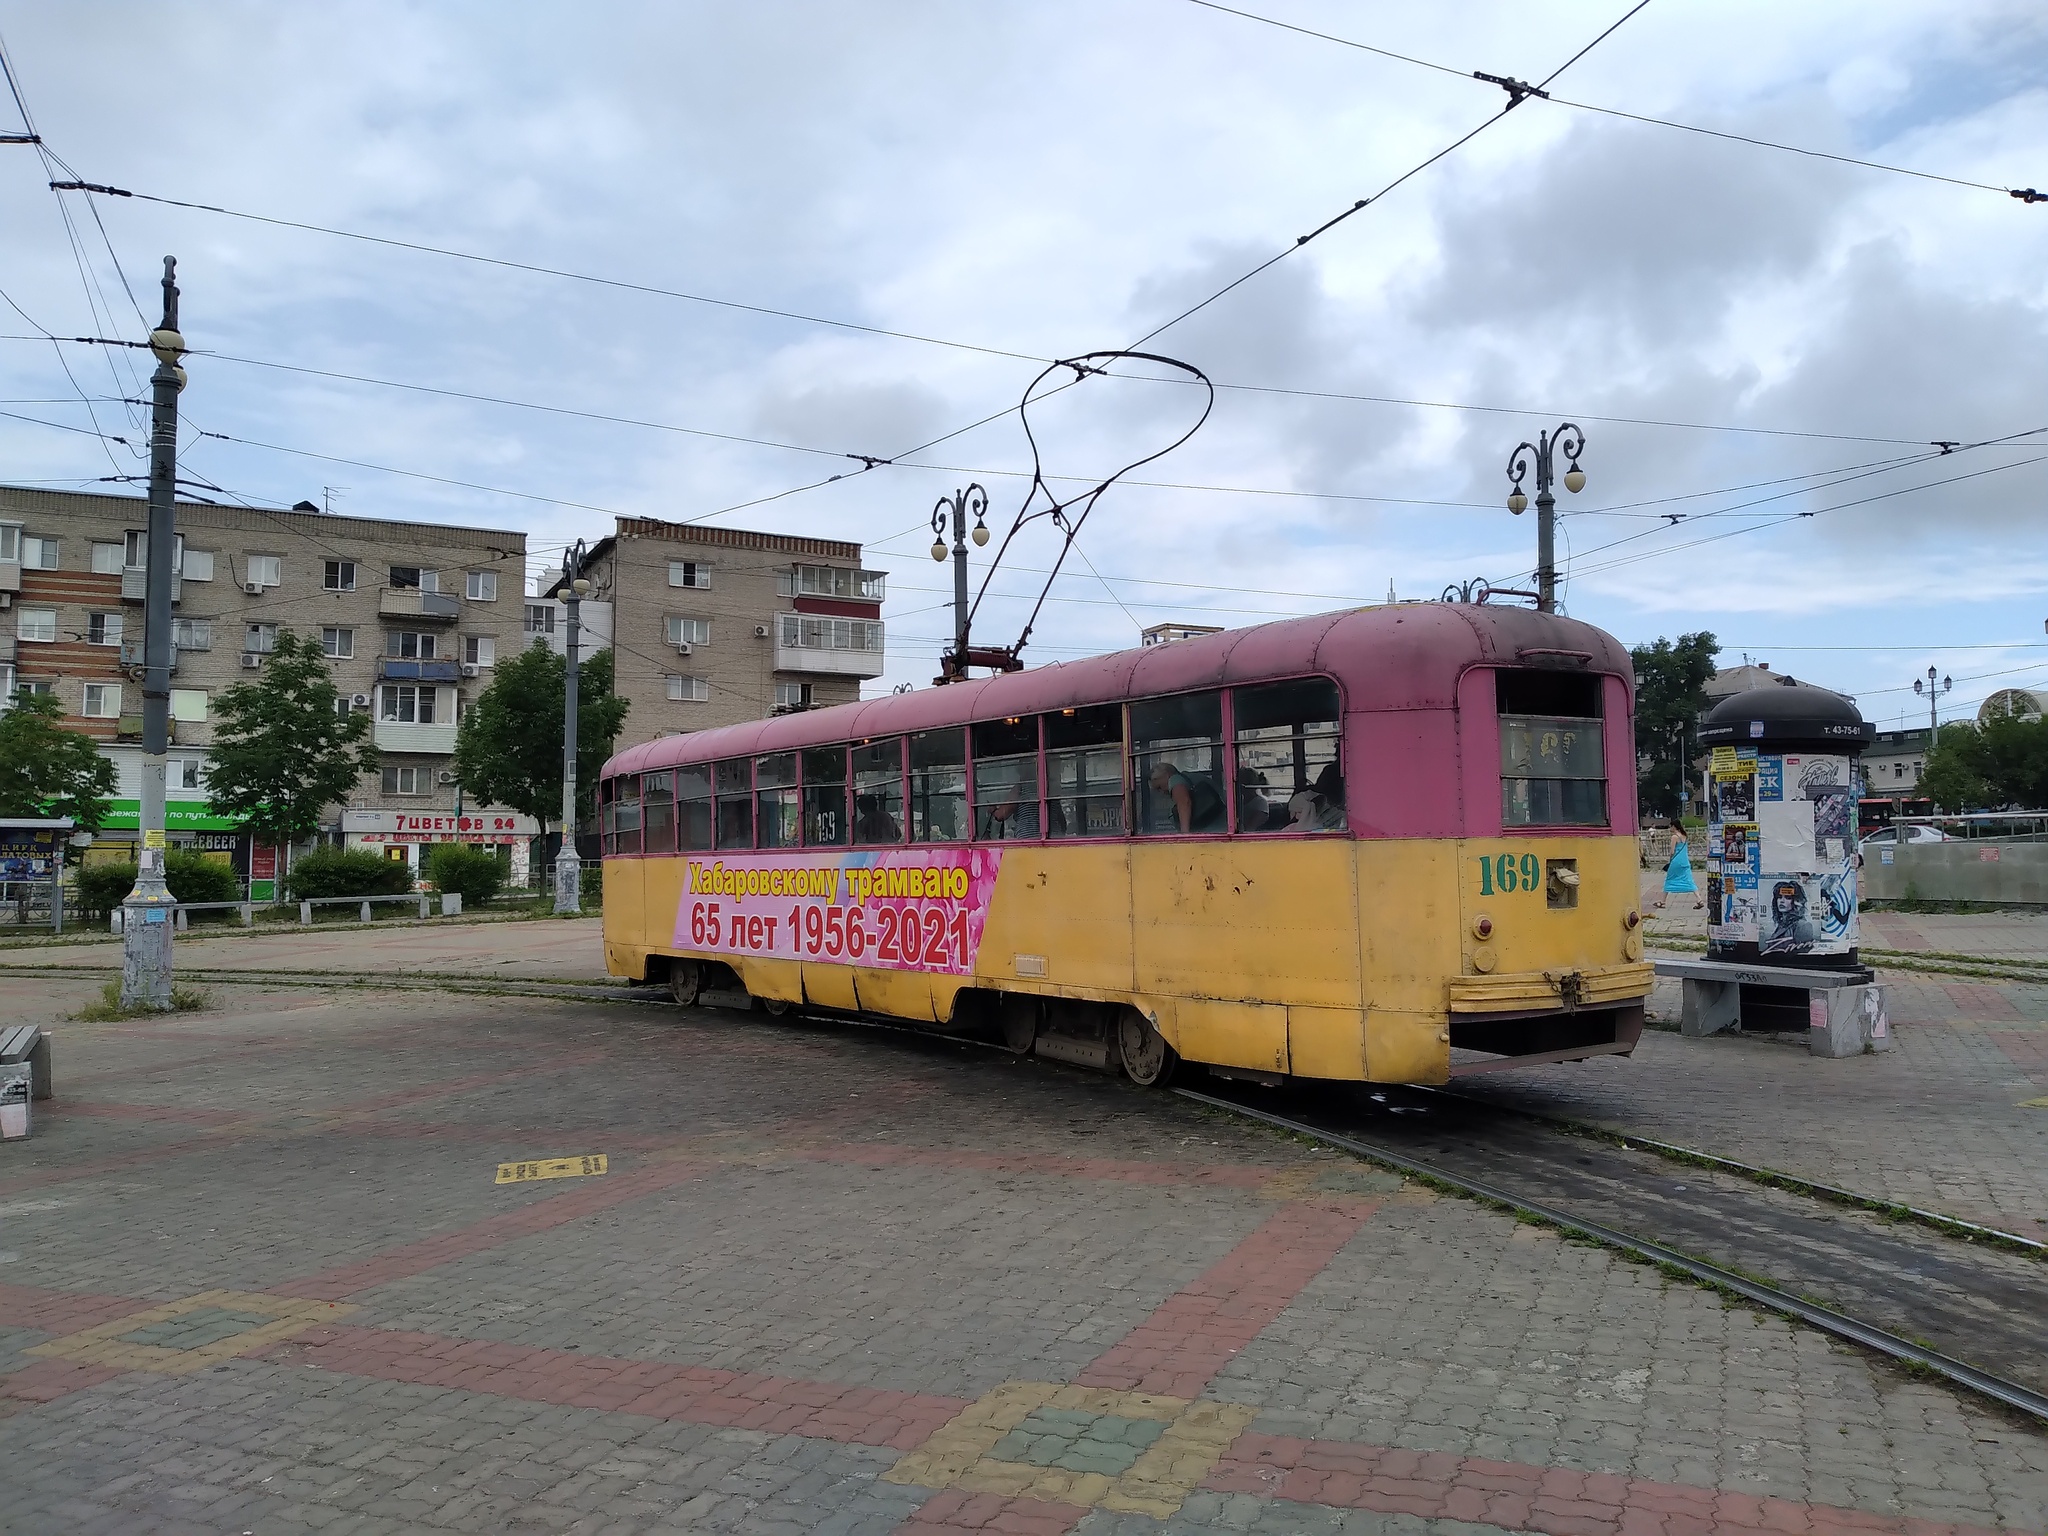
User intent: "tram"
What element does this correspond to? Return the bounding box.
[595,603,1652,1085]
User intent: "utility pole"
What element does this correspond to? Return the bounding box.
[1914,665,1952,738]
[928,484,988,682]
[1505,424,1587,614]
[553,541,590,915]
[121,258,186,1008]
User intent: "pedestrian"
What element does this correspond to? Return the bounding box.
[1656,819,1702,910]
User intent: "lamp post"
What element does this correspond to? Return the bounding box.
[930,484,989,681]
[553,540,590,915]
[120,257,187,1008]
[1505,424,1587,615]
[1913,666,1952,736]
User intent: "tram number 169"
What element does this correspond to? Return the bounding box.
[1475,851,1542,896]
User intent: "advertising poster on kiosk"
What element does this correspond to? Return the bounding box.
[1706,746,1857,957]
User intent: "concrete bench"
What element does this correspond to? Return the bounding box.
[298,892,462,924]
[0,1024,52,1101]
[1654,958,1889,1058]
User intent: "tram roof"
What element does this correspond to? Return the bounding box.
[604,602,1631,778]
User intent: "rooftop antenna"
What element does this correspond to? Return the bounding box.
[322,485,348,515]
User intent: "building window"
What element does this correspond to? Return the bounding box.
[389,631,436,660]
[16,608,56,643]
[183,549,214,581]
[172,618,213,651]
[668,560,711,589]
[170,688,208,722]
[20,534,58,569]
[465,571,497,601]
[246,553,282,588]
[1894,764,1905,780]
[245,623,279,655]
[379,684,435,723]
[524,604,556,636]
[90,542,124,574]
[666,674,710,702]
[123,530,148,567]
[665,616,711,646]
[87,612,123,646]
[775,614,884,652]
[781,564,886,600]
[381,764,426,795]
[324,559,357,591]
[82,682,121,718]
[0,524,16,562]
[174,758,204,791]
[389,565,437,591]
[463,635,495,667]
[774,682,812,711]
[321,627,354,660]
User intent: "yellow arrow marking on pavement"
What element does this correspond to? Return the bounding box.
[496,1154,608,1184]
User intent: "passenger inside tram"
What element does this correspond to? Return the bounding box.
[1147,760,1227,834]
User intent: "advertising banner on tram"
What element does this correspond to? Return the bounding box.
[673,848,1004,976]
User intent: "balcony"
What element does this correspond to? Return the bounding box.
[373,718,459,754]
[0,560,18,594]
[119,567,181,604]
[378,588,461,622]
[118,640,180,675]
[773,613,885,679]
[116,715,179,743]
[377,657,462,683]
[0,634,13,664]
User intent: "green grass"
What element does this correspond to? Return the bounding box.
[71,979,212,1021]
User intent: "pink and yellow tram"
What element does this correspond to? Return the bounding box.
[596,603,1652,1085]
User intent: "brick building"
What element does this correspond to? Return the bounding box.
[545,516,886,749]
[0,485,529,877]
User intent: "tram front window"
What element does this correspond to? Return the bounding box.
[853,738,905,844]
[714,758,754,848]
[910,728,967,841]
[1046,704,1124,838]
[1133,691,1226,835]
[1233,677,1344,833]
[972,716,1040,839]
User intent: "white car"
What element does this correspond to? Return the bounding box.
[1859,825,1952,845]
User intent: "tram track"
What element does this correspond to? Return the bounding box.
[1176,1080,2048,1426]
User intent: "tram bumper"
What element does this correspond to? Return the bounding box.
[1443,961,1653,1074]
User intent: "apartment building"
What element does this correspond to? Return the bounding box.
[0,486,528,873]
[545,515,885,749]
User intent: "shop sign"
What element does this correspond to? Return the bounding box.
[96,798,243,832]
[341,810,539,845]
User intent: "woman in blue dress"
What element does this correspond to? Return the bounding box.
[1656,820,1703,909]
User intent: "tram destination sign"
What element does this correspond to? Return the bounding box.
[675,848,1001,976]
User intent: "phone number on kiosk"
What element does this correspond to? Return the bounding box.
[685,899,973,971]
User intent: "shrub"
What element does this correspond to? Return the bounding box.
[283,846,414,901]
[426,843,506,908]
[75,853,241,915]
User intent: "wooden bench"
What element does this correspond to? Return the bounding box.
[1653,957,1889,1058]
[0,1024,52,1101]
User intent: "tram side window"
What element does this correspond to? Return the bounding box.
[972,716,1040,840]
[852,738,905,844]
[1132,692,1226,835]
[643,770,676,854]
[1233,677,1345,834]
[1496,669,1606,828]
[597,777,616,855]
[611,774,643,856]
[802,746,849,846]
[756,752,799,849]
[1045,703,1125,838]
[714,758,755,848]
[910,728,967,842]
[678,763,713,851]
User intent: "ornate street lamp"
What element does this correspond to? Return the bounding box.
[1505,423,1586,614]
[930,484,989,681]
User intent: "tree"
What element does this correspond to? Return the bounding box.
[1919,722,1988,812]
[453,642,629,836]
[1629,632,1719,820]
[1920,712,2048,811]
[204,630,378,854]
[0,690,116,829]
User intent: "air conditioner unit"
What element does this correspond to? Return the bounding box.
[240,653,263,669]
[350,692,371,709]
[460,663,480,677]
[673,642,692,656]
[243,581,265,595]
[437,771,459,786]
[754,624,770,638]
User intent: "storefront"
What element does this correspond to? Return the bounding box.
[85,801,285,899]
[339,810,540,886]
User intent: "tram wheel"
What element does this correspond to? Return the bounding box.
[1117,1010,1177,1087]
[762,998,792,1017]
[998,995,1039,1055]
[669,960,701,1007]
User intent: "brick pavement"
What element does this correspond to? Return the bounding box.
[1,976,2044,1532]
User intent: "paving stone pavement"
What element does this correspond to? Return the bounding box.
[2,972,2045,1533]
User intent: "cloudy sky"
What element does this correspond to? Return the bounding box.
[3,1,2046,730]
